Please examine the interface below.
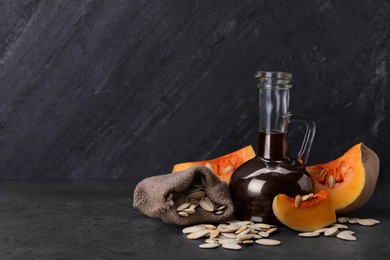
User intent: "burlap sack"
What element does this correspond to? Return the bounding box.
[133,165,234,225]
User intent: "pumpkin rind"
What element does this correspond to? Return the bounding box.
[172,145,255,183]
[306,143,380,214]
[272,190,336,231]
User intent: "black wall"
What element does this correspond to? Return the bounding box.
[0,0,389,180]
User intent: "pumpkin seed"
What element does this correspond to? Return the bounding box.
[195,224,210,228]
[302,193,314,201]
[218,238,240,245]
[248,224,261,231]
[218,224,229,229]
[218,228,231,233]
[357,218,380,226]
[235,225,248,234]
[255,223,276,229]
[336,231,357,241]
[328,175,336,188]
[221,232,237,239]
[205,239,218,244]
[186,191,206,200]
[178,211,189,217]
[209,229,220,238]
[258,231,269,238]
[189,198,199,203]
[199,243,219,249]
[266,227,278,234]
[255,239,281,246]
[237,228,251,236]
[348,217,359,224]
[320,168,328,177]
[338,230,355,236]
[188,203,197,210]
[204,224,217,230]
[215,210,224,215]
[242,240,254,244]
[217,205,226,211]
[298,232,320,237]
[341,163,347,174]
[337,217,349,223]
[222,243,242,250]
[176,202,191,211]
[312,228,328,234]
[228,223,241,232]
[324,226,338,236]
[237,234,254,241]
[239,221,255,226]
[183,208,195,214]
[187,230,210,239]
[295,194,302,208]
[199,197,215,212]
[332,224,348,229]
[222,165,234,174]
[182,226,204,234]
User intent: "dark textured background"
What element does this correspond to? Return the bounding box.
[0,0,389,180]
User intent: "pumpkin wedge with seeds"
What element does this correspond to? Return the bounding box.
[272,190,336,232]
[306,143,380,214]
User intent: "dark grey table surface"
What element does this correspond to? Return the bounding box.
[1,180,389,260]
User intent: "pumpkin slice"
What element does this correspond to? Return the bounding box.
[306,143,380,214]
[272,190,336,231]
[172,145,255,183]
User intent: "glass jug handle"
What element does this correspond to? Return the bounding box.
[288,112,316,166]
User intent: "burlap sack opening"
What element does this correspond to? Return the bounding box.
[133,165,234,225]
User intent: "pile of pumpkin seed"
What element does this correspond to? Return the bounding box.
[182,220,281,250]
[169,176,226,217]
[181,217,380,250]
[298,217,380,241]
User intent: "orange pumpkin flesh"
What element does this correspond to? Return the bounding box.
[306,143,380,214]
[172,145,255,183]
[272,190,336,232]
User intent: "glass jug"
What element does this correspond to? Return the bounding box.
[229,71,316,224]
